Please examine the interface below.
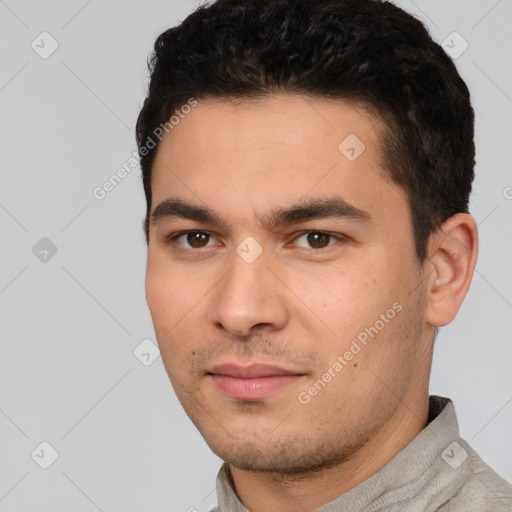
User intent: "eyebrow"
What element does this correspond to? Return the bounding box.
[150,196,372,231]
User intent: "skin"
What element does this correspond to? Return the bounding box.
[144,94,478,512]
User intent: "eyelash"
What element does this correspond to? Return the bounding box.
[164,230,347,251]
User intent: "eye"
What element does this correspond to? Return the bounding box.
[292,231,344,249]
[169,231,218,249]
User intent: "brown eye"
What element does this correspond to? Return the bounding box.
[168,231,215,249]
[306,232,331,248]
[186,231,210,248]
[292,231,346,250]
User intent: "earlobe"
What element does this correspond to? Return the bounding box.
[424,213,478,327]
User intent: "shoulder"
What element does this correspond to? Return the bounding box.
[438,440,512,511]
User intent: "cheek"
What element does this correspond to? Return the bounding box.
[146,253,195,322]
[293,263,382,329]
[292,257,407,370]
[145,253,214,365]
[146,261,189,352]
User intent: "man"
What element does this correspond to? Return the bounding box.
[136,0,512,510]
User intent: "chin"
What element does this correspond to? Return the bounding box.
[201,430,356,474]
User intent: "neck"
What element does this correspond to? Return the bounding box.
[229,394,430,512]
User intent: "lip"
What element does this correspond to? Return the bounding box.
[208,363,305,400]
[210,363,302,378]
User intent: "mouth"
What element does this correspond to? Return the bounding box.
[207,363,306,400]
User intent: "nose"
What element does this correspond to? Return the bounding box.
[210,248,289,337]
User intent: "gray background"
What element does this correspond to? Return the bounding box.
[0,0,511,510]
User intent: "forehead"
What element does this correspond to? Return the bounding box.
[156,94,383,159]
[150,94,406,226]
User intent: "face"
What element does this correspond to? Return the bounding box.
[145,95,432,473]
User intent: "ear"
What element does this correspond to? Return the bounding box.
[424,213,478,327]
[142,216,149,245]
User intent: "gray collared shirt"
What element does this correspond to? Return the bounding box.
[210,396,512,511]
